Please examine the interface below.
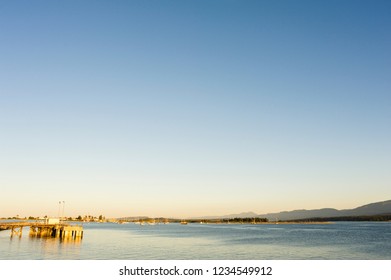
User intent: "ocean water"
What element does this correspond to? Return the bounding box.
[1,222,391,260]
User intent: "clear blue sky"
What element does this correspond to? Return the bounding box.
[1,0,390,218]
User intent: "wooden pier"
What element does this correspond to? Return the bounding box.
[0,222,83,239]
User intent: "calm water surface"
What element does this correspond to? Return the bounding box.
[1,222,391,259]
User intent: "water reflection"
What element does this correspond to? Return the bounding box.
[28,235,82,259]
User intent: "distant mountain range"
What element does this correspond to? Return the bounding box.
[194,200,391,221]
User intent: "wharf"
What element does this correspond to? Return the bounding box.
[0,222,83,239]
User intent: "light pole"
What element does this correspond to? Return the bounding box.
[58,201,62,222]
[62,201,65,223]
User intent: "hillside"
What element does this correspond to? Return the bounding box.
[261,200,391,221]
[194,199,391,221]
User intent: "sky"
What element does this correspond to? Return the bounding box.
[0,0,390,218]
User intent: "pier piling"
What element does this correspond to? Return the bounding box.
[10,226,23,238]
